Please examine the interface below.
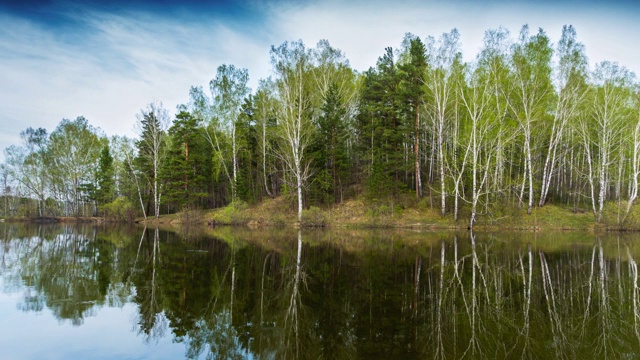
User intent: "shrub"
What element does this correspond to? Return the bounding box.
[177,205,203,225]
[102,197,136,222]
[211,201,249,225]
[302,206,327,227]
[269,213,287,227]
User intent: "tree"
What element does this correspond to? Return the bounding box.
[161,110,211,209]
[538,25,588,207]
[308,40,360,204]
[4,127,49,216]
[398,34,428,199]
[96,145,115,207]
[210,64,251,202]
[459,53,499,228]
[271,40,314,222]
[113,135,147,219]
[48,117,103,216]
[425,29,463,216]
[581,61,635,222]
[357,47,405,199]
[253,80,279,199]
[309,82,348,204]
[506,25,554,214]
[136,102,169,219]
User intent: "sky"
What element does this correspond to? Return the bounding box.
[1,0,639,160]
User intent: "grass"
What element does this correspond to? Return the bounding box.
[193,195,604,231]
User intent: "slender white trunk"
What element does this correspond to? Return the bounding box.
[232,123,237,201]
[597,131,608,223]
[582,132,598,218]
[297,173,303,223]
[262,121,273,198]
[126,152,147,219]
[625,122,640,220]
[439,126,445,216]
[525,124,534,214]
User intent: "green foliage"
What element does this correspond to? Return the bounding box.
[269,213,287,227]
[356,49,409,199]
[211,201,249,225]
[176,205,204,226]
[365,159,400,201]
[102,197,136,222]
[4,26,640,228]
[96,145,115,205]
[302,206,327,227]
[161,111,211,210]
[309,83,350,204]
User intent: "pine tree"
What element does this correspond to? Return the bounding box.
[96,145,115,206]
[309,83,348,204]
[398,36,427,199]
[357,48,405,199]
[161,111,211,209]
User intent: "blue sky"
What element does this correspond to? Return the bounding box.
[1,0,639,159]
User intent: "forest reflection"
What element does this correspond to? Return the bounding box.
[1,223,640,359]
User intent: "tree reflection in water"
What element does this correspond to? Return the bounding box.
[4,224,640,358]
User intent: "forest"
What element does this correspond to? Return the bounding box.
[2,24,639,228]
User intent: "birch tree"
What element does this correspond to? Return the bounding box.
[271,40,313,222]
[48,117,103,216]
[506,25,554,214]
[625,91,640,221]
[4,128,49,216]
[585,61,634,222]
[460,60,496,229]
[253,79,279,198]
[478,28,511,203]
[210,64,251,202]
[113,135,147,219]
[309,40,359,203]
[136,102,169,219]
[539,25,588,207]
[425,29,462,216]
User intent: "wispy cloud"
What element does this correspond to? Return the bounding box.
[0,6,272,157]
[1,0,639,161]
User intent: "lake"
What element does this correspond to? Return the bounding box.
[0,223,639,359]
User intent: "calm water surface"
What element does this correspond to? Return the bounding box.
[1,223,639,359]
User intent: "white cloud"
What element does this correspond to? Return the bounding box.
[264,0,640,75]
[0,9,273,160]
[1,0,639,162]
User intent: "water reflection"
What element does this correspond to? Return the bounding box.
[3,224,640,358]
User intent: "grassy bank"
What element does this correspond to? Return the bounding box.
[13,195,636,231]
[135,195,638,231]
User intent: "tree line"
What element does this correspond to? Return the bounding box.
[2,24,639,227]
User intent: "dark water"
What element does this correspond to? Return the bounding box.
[1,224,640,359]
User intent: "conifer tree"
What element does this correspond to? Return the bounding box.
[161,111,210,209]
[96,145,115,206]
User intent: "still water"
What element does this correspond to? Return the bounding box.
[1,223,640,359]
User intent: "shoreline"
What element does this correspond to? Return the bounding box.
[2,197,636,232]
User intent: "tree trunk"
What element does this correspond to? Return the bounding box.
[415,102,421,199]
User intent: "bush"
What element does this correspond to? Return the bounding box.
[102,197,136,222]
[269,213,287,227]
[302,206,327,227]
[177,205,203,225]
[211,201,249,225]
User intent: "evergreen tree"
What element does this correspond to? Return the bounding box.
[398,35,428,199]
[357,48,405,199]
[96,145,115,206]
[309,83,348,204]
[161,111,211,209]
